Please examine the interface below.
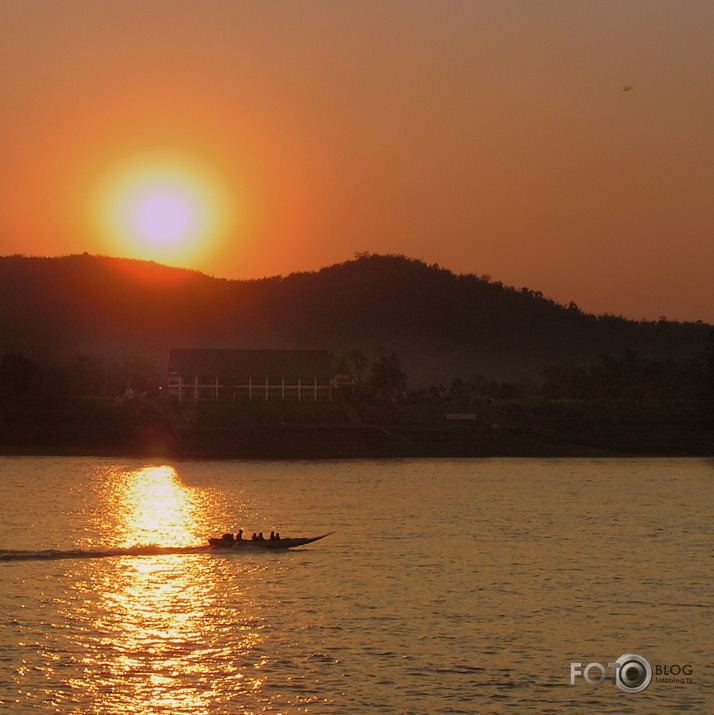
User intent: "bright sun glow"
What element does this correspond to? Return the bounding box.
[128,186,200,245]
[94,153,233,264]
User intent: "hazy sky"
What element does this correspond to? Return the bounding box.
[2,1,713,321]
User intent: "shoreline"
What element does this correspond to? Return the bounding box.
[1,397,712,460]
[0,425,711,460]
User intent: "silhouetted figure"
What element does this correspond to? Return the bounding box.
[257,532,264,541]
[270,531,275,540]
[236,529,243,541]
[275,533,280,540]
[251,532,257,541]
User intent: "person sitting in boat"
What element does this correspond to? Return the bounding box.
[251,532,257,541]
[275,532,280,540]
[269,531,275,540]
[257,532,265,540]
[236,529,243,541]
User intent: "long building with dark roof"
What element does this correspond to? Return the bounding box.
[168,348,333,401]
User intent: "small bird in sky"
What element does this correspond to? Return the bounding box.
[623,85,633,92]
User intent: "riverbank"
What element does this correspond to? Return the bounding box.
[0,397,712,459]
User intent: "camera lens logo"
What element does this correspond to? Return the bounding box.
[613,654,653,694]
[570,653,654,694]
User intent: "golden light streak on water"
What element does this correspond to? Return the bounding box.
[80,556,266,714]
[65,466,268,713]
[111,465,205,548]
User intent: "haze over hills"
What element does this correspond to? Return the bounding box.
[0,253,710,387]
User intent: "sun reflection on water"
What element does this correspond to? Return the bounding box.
[78,555,268,714]
[111,465,206,548]
[66,465,269,713]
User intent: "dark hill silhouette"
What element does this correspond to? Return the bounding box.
[0,253,709,386]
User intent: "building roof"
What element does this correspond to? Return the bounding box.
[169,349,332,379]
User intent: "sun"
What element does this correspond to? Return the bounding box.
[93,153,232,265]
[126,183,201,246]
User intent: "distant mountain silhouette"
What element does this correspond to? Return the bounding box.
[0,253,709,386]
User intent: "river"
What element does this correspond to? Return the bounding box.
[0,457,711,713]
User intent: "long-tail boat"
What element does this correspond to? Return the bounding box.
[208,532,333,550]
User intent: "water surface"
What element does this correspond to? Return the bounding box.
[0,457,711,713]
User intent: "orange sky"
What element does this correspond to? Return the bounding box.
[2,1,713,322]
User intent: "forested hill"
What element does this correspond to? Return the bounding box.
[0,253,710,385]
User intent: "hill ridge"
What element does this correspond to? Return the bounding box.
[0,252,709,385]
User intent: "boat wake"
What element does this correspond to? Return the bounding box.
[0,544,211,562]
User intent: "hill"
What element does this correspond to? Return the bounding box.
[0,253,710,387]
